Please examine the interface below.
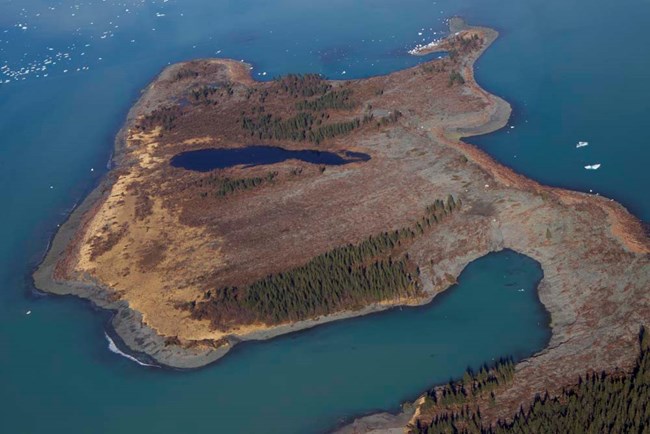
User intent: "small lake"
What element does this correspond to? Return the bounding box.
[170,146,370,171]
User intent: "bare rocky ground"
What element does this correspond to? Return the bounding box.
[34,19,648,429]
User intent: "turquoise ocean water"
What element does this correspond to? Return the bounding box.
[0,0,647,432]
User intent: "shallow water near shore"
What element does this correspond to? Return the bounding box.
[7,250,549,434]
[1,0,648,432]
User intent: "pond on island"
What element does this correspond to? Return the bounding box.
[170,145,370,171]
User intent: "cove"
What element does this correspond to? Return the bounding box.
[8,250,548,433]
[170,146,370,172]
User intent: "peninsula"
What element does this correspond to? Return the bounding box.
[34,17,648,429]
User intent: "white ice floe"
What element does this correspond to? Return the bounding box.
[584,163,601,170]
[576,141,589,148]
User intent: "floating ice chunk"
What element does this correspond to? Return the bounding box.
[584,164,601,170]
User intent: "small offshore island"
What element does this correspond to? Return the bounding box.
[34,18,648,431]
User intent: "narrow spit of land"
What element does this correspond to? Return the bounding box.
[34,17,648,430]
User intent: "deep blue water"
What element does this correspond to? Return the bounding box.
[170,146,370,171]
[1,0,648,433]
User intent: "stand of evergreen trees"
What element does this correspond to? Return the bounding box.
[448,71,465,86]
[307,119,360,144]
[420,358,516,410]
[241,112,314,141]
[241,111,362,144]
[189,85,220,104]
[411,327,650,434]
[296,89,356,111]
[191,172,277,198]
[274,73,332,97]
[137,106,182,131]
[187,196,461,330]
[188,228,420,330]
[172,67,199,81]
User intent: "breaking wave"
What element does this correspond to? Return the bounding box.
[104,332,158,368]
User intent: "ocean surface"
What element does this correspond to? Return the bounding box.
[0,0,647,433]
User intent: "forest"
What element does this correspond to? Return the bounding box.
[187,171,278,198]
[448,71,465,86]
[186,195,461,330]
[410,327,650,434]
[274,73,332,97]
[240,111,362,144]
[420,358,516,409]
[295,89,356,111]
[136,105,183,131]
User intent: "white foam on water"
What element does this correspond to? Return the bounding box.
[104,332,158,367]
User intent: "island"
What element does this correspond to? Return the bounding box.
[34,18,648,431]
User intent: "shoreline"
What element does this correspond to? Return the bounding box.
[31,14,648,389]
[332,20,650,434]
[32,18,513,369]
